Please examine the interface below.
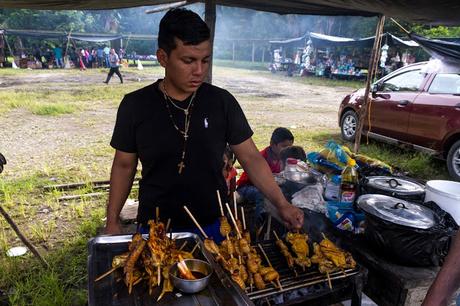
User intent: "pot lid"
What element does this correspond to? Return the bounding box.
[357,194,436,229]
[365,176,425,195]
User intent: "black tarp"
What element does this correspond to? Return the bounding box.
[2,29,146,42]
[0,0,459,25]
[409,33,460,64]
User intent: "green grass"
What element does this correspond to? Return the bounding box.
[214,59,269,71]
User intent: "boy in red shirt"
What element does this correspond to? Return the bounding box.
[236,127,294,226]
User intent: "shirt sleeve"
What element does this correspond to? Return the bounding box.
[225,91,253,145]
[110,96,137,153]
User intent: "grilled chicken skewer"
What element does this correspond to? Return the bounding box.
[273,231,295,270]
[241,206,251,244]
[258,244,282,290]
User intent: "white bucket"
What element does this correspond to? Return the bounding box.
[425,180,460,225]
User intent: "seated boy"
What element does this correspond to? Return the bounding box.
[236,127,294,223]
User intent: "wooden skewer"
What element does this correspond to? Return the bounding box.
[326,272,333,290]
[257,244,273,268]
[225,203,242,239]
[216,190,224,216]
[156,207,159,222]
[157,265,161,287]
[234,199,238,220]
[273,230,280,241]
[165,218,171,233]
[94,267,118,282]
[191,242,199,255]
[183,206,208,239]
[241,206,247,230]
[226,234,234,258]
[179,241,188,251]
[258,244,283,291]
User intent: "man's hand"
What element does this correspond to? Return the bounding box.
[104,220,122,235]
[278,203,304,230]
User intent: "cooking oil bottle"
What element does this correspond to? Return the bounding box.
[340,159,358,204]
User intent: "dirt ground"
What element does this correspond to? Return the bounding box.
[0,67,354,177]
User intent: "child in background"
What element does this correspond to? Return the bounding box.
[279,145,306,170]
[223,146,237,196]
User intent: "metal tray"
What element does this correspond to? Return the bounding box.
[87,232,253,306]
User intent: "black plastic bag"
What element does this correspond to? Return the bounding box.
[364,201,458,266]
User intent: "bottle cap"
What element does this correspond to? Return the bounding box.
[286,158,298,165]
[347,159,356,167]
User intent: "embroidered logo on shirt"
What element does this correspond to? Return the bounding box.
[204,118,209,128]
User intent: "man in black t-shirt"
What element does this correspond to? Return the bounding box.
[105,8,304,237]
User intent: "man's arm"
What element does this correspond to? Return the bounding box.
[422,232,460,306]
[231,138,304,229]
[105,150,138,234]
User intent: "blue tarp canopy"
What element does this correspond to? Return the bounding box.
[309,32,418,49]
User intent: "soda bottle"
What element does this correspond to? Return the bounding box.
[340,159,358,203]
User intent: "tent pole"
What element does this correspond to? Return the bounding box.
[353,14,385,153]
[204,0,216,84]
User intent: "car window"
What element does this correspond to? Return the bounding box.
[429,73,460,94]
[380,70,425,92]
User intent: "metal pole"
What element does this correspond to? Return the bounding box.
[353,15,386,153]
[204,0,216,84]
[252,41,255,62]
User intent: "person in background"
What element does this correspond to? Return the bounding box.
[279,145,306,170]
[78,48,86,71]
[53,45,63,68]
[103,45,110,68]
[103,48,123,84]
[223,146,238,196]
[97,47,104,68]
[422,233,460,306]
[33,45,43,67]
[236,127,294,225]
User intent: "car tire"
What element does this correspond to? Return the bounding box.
[340,110,358,142]
[447,140,460,181]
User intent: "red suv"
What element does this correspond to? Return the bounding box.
[338,62,460,180]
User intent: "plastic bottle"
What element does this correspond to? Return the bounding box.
[340,159,358,203]
[325,175,341,201]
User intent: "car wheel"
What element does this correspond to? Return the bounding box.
[340,110,358,142]
[447,140,460,181]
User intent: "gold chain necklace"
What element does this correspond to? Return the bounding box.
[162,81,197,174]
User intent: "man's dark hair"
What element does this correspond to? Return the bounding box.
[158,8,210,54]
[270,127,294,145]
[280,146,306,162]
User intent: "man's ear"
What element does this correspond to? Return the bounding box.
[156,49,168,68]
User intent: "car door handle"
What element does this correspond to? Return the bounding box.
[397,100,410,107]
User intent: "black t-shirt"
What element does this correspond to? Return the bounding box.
[111,80,253,229]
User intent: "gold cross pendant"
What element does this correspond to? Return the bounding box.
[178,161,185,174]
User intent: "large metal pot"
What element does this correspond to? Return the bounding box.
[357,194,456,266]
[361,176,425,203]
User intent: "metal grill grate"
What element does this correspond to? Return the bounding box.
[245,240,360,304]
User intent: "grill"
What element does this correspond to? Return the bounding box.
[88,233,366,306]
[87,233,252,306]
[207,239,366,306]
